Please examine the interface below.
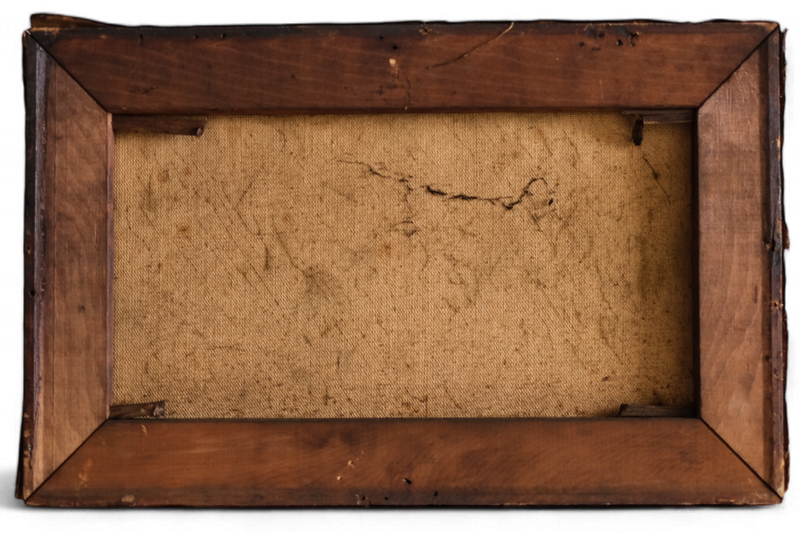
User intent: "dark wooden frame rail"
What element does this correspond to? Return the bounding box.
[17,14,787,507]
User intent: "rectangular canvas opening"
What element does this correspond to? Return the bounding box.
[112,113,693,418]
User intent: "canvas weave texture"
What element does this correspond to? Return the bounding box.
[113,113,693,418]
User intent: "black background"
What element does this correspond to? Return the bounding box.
[0,1,800,512]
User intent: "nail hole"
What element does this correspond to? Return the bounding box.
[579,42,585,47]
[599,32,605,38]
[29,290,36,297]
[616,40,623,46]
[392,45,398,50]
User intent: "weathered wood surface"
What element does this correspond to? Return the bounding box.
[697,30,787,496]
[28,419,778,507]
[30,22,774,114]
[112,115,207,136]
[17,37,112,499]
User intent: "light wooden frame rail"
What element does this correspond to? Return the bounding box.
[17,14,787,507]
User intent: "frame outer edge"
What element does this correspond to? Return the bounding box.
[766,28,788,496]
[17,18,788,507]
[17,33,50,501]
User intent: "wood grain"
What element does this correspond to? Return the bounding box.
[30,22,774,114]
[17,38,111,499]
[697,30,786,495]
[28,419,778,507]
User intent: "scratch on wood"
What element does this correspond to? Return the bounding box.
[427,22,514,69]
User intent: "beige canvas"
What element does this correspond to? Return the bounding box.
[113,113,693,418]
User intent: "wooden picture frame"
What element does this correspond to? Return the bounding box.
[17,14,787,507]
